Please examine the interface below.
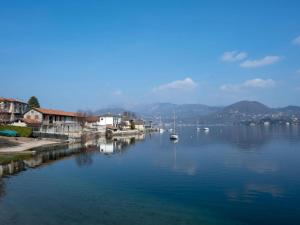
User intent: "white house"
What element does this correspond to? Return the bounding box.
[98,115,121,127]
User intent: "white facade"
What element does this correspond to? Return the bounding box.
[99,143,114,154]
[98,116,114,126]
[98,116,121,127]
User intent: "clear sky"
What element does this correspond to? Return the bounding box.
[0,0,300,111]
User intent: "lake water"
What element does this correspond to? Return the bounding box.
[1,125,300,225]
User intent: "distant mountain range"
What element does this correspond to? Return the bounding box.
[129,103,222,120]
[199,101,300,124]
[92,101,300,124]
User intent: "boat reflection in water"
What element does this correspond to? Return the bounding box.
[0,134,145,177]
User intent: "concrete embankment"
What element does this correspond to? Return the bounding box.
[106,129,143,138]
[0,136,65,153]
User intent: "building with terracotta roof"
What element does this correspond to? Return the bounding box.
[0,97,29,123]
[23,107,82,134]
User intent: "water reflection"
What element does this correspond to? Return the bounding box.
[0,134,145,177]
[98,134,145,155]
[227,183,284,203]
[188,124,300,150]
[75,151,93,167]
[155,125,300,178]
[0,179,5,200]
[0,144,81,177]
[0,127,300,225]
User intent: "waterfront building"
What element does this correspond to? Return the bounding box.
[23,108,81,134]
[85,116,100,131]
[120,120,131,130]
[99,114,122,127]
[135,120,145,132]
[0,97,29,123]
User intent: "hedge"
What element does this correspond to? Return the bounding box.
[0,125,33,137]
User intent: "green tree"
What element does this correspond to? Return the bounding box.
[28,96,40,108]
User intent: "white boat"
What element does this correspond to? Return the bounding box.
[198,127,210,132]
[159,117,165,133]
[170,112,179,140]
[170,134,179,140]
[203,127,210,132]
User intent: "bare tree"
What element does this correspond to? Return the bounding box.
[76,111,88,131]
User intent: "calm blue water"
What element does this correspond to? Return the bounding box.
[1,126,300,225]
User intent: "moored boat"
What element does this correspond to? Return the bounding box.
[170,112,179,140]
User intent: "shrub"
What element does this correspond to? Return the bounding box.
[0,125,33,137]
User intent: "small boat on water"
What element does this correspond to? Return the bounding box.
[159,128,165,133]
[170,134,179,140]
[170,112,179,140]
[198,127,210,132]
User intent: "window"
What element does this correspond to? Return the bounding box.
[35,115,38,119]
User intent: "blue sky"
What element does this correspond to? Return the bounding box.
[0,0,300,111]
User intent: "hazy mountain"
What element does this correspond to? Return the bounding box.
[92,101,300,124]
[222,101,271,114]
[276,106,300,115]
[130,103,222,119]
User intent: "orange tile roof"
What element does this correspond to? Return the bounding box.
[0,97,26,104]
[33,108,79,117]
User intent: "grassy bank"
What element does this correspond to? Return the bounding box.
[0,125,33,137]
